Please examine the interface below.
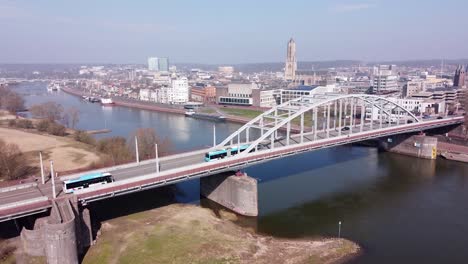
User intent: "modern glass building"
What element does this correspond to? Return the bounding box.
[158,58,169,72]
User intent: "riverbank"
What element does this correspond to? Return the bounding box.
[61,87,261,126]
[82,204,360,264]
[0,126,102,183]
[437,141,468,163]
[61,87,310,133]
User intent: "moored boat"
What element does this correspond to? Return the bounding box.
[101,98,114,105]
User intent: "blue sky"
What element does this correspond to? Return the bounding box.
[0,0,467,64]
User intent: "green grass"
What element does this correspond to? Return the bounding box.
[220,108,263,119]
[198,107,217,114]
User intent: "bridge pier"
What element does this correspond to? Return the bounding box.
[20,197,93,263]
[379,134,438,159]
[200,172,258,217]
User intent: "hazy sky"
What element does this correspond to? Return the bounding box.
[0,0,467,64]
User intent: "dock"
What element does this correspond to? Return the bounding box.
[86,129,111,135]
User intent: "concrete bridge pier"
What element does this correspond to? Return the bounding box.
[379,134,438,159]
[200,171,258,217]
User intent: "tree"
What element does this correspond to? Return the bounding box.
[46,122,66,136]
[0,140,29,180]
[97,137,133,165]
[74,130,95,145]
[62,107,80,128]
[30,102,64,122]
[128,128,172,160]
[0,87,25,113]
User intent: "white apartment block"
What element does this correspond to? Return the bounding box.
[366,97,446,122]
[372,65,399,93]
[170,77,189,104]
[139,89,151,101]
[259,90,277,108]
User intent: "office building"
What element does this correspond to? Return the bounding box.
[158,58,169,72]
[372,65,399,93]
[217,83,259,106]
[148,57,159,71]
[170,77,189,104]
[454,65,466,87]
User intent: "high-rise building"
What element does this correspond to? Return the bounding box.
[284,38,297,81]
[372,65,399,93]
[170,77,189,104]
[158,58,169,72]
[453,65,466,87]
[148,57,159,71]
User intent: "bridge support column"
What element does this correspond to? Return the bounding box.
[379,134,438,159]
[200,172,258,217]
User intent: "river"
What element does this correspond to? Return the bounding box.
[11,82,468,263]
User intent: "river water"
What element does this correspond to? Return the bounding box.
[11,82,468,263]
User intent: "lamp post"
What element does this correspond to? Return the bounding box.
[39,151,45,184]
[338,221,342,238]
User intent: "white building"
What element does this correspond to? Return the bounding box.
[139,89,151,101]
[218,66,234,75]
[372,65,399,93]
[169,77,189,104]
[259,90,277,108]
[280,84,337,104]
[366,97,446,121]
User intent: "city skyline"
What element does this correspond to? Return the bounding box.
[1,0,468,64]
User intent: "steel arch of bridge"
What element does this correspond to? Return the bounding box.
[216,94,421,157]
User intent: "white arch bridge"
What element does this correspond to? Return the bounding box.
[217,93,423,155]
[0,94,464,221]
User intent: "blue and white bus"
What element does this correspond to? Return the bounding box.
[204,144,251,162]
[63,172,114,194]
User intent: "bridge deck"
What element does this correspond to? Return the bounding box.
[0,116,463,222]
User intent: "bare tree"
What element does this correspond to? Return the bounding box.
[0,140,29,180]
[30,102,64,121]
[128,128,172,160]
[62,107,79,128]
[97,137,133,165]
[69,107,80,129]
[0,87,25,113]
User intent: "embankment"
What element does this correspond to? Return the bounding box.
[82,204,360,264]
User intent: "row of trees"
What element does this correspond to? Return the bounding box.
[74,128,172,166]
[0,86,25,113]
[29,102,80,129]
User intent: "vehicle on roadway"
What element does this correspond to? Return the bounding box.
[63,172,114,194]
[205,144,252,162]
[341,126,350,131]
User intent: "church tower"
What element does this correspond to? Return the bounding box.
[454,65,466,88]
[284,38,297,81]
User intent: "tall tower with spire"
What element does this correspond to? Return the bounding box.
[454,65,466,87]
[284,38,297,81]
